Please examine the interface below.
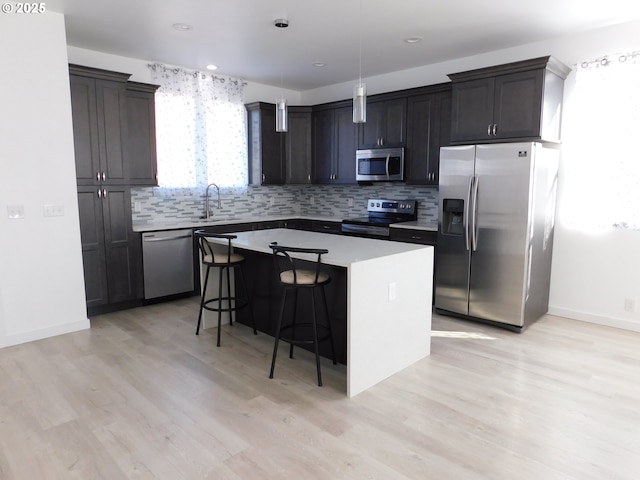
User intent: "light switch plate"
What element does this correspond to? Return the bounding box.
[43,204,64,217]
[7,205,25,219]
[388,282,397,301]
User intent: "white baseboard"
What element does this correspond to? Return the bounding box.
[548,307,640,333]
[2,318,90,348]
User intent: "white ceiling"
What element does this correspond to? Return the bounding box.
[47,0,640,91]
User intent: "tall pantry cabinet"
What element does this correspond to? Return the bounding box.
[69,64,158,312]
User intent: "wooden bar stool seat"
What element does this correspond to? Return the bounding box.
[268,242,337,386]
[195,230,257,346]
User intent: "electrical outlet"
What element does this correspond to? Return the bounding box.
[310,195,315,206]
[624,298,635,312]
[7,205,25,219]
[347,198,354,207]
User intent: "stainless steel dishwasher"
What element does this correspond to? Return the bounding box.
[142,229,194,299]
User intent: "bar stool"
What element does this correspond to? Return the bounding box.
[194,230,257,347]
[268,242,337,386]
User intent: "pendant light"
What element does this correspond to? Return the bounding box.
[353,0,366,123]
[276,97,288,132]
[275,18,289,132]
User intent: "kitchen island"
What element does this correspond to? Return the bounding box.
[204,228,433,397]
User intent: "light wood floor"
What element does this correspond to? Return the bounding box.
[1,297,639,479]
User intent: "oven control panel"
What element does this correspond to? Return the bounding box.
[367,198,417,215]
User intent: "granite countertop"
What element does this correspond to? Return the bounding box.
[132,214,438,233]
[132,215,345,233]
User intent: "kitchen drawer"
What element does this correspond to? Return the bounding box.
[389,228,437,245]
[311,220,342,234]
[253,220,286,230]
[194,223,255,234]
[285,219,313,231]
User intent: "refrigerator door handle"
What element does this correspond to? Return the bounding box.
[464,176,473,251]
[471,175,480,251]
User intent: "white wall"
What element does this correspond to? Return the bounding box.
[301,19,640,105]
[0,12,89,348]
[549,70,640,332]
[67,46,301,105]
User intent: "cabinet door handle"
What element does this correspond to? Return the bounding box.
[97,188,102,198]
[262,173,265,183]
[492,124,498,136]
[487,124,492,136]
[102,188,107,198]
[101,171,106,181]
[96,172,101,182]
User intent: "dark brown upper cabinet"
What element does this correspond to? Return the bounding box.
[313,103,357,184]
[286,107,313,184]
[69,64,131,186]
[448,56,570,144]
[357,97,407,149]
[246,102,313,185]
[125,81,160,186]
[246,102,285,185]
[405,85,452,185]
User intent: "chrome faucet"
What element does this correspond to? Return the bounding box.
[205,182,221,220]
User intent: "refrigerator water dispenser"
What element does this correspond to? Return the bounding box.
[442,199,465,235]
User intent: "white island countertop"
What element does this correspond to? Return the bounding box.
[222,228,429,267]
[205,228,433,397]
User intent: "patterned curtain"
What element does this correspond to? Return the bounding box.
[560,52,640,231]
[149,64,247,191]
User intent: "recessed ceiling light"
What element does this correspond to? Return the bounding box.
[404,36,423,44]
[312,62,327,68]
[206,64,218,71]
[172,23,192,31]
[274,18,289,28]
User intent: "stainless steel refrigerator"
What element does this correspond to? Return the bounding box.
[435,142,559,331]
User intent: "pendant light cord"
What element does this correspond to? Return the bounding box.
[358,0,363,86]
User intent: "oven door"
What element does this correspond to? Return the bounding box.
[341,222,390,239]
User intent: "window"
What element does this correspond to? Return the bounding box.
[560,52,640,232]
[149,64,247,191]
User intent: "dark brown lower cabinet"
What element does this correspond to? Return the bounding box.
[234,249,347,365]
[77,186,142,310]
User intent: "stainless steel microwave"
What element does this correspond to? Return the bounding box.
[356,148,405,182]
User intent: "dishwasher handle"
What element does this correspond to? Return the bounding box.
[143,234,193,242]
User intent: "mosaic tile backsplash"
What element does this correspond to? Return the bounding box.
[131,184,439,224]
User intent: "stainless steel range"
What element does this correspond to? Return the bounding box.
[341,198,417,239]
